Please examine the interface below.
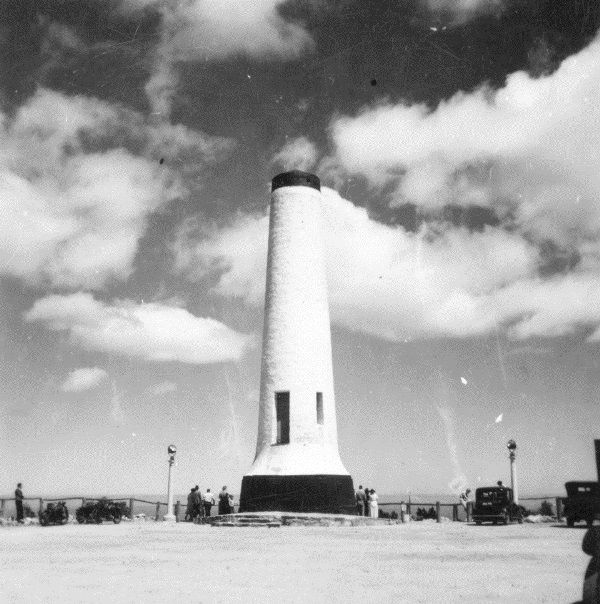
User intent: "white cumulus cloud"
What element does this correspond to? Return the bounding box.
[115,0,312,115]
[151,381,178,396]
[25,292,253,364]
[272,136,319,172]
[0,88,232,289]
[172,183,600,342]
[329,33,600,260]
[423,0,505,23]
[61,367,108,392]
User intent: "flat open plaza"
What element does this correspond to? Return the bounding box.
[0,521,589,603]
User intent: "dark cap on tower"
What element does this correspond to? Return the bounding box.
[272,170,320,192]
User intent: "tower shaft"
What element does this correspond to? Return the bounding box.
[239,171,355,514]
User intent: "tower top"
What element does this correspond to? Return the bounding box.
[272,170,320,192]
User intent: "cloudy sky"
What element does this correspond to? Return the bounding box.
[1,0,599,499]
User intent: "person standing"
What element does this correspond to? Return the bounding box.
[193,485,203,520]
[185,487,196,521]
[355,485,367,516]
[369,489,379,518]
[459,489,471,508]
[218,486,231,515]
[15,483,24,523]
[203,488,215,517]
[582,526,600,603]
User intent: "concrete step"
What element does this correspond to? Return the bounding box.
[204,512,395,528]
[211,520,281,528]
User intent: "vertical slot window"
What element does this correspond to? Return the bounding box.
[316,392,324,425]
[275,391,290,444]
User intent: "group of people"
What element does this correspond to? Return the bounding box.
[185,486,234,521]
[355,485,379,517]
[415,507,438,520]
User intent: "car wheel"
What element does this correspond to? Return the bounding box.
[567,516,575,528]
[503,514,509,525]
[40,513,49,527]
[586,517,594,528]
[112,514,122,524]
[475,521,482,525]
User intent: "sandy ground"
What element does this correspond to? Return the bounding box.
[0,520,589,603]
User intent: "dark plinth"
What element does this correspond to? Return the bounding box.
[238,474,356,514]
[272,171,320,192]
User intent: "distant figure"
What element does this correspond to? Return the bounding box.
[369,489,379,518]
[582,526,600,603]
[218,486,232,515]
[460,489,472,510]
[355,485,367,516]
[497,480,505,489]
[365,487,371,516]
[400,501,407,523]
[193,485,203,519]
[186,487,196,521]
[15,483,24,523]
[203,488,215,517]
[428,506,436,520]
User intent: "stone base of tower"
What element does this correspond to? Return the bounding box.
[238,474,356,514]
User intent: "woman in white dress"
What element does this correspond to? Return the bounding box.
[369,489,379,518]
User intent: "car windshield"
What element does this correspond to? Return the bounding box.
[477,489,510,504]
[566,483,599,497]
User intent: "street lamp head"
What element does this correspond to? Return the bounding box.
[168,444,177,455]
[507,439,517,451]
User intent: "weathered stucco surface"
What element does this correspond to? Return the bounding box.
[248,183,348,476]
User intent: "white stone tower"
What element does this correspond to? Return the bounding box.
[239,171,355,514]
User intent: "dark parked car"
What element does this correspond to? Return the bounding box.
[76,498,125,524]
[564,481,600,528]
[39,501,69,526]
[472,486,523,525]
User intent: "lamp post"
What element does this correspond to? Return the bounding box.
[507,439,518,505]
[163,444,177,522]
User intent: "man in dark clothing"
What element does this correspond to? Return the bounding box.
[186,487,196,521]
[15,483,24,523]
[355,485,367,516]
[218,486,231,515]
[582,526,600,603]
[193,485,203,520]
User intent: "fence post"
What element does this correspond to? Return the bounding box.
[155,502,160,521]
[39,498,44,515]
[466,501,472,523]
[82,498,86,508]
[175,500,180,523]
[452,504,458,521]
[436,501,441,523]
[406,503,411,516]
[556,497,563,521]
[129,498,134,520]
[0,499,4,517]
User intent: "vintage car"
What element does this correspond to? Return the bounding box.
[75,498,125,524]
[472,486,523,525]
[39,501,69,526]
[564,481,600,528]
